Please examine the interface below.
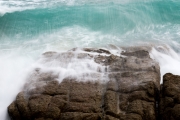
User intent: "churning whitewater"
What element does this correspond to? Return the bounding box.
[1,0,180,119]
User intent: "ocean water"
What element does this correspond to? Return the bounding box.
[1,0,180,119]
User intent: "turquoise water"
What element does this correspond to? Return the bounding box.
[1,0,180,47]
[1,0,180,119]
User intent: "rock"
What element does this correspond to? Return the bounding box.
[120,113,143,120]
[105,115,119,120]
[28,94,52,119]
[8,46,160,120]
[83,48,111,54]
[126,100,155,119]
[60,112,102,120]
[63,80,103,113]
[16,92,31,119]
[121,50,149,58]
[8,101,21,120]
[42,80,59,95]
[104,90,119,117]
[160,73,180,120]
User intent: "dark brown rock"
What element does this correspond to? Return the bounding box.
[28,94,52,118]
[16,92,31,119]
[126,100,155,120]
[120,113,143,120]
[44,103,60,119]
[105,115,119,120]
[51,95,67,109]
[62,80,103,113]
[104,90,119,117]
[42,80,59,95]
[8,101,21,120]
[8,46,160,120]
[104,48,159,120]
[121,50,149,58]
[60,112,102,120]
[83,48,111,54]
[160,73,180,120]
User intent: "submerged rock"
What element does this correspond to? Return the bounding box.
[8,47,160,120]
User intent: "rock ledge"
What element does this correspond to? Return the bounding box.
[8,47,161,120]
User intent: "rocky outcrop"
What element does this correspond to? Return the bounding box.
[8,47,160,120]
[160,73,180,120]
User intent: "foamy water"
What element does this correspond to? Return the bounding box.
[150,45,180,83]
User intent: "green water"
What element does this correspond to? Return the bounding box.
[0,0,180,46]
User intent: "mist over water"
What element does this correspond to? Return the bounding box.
[1,0,180,119]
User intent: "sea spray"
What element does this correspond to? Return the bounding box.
[0,50,35,120]
[22,48,116,97]
[150,45,180,83]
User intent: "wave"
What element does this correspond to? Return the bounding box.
[0,0,127,16]
[1,0,180,41]
[1,0,172,16]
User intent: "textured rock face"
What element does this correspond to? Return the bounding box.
[8,47,160,120]
[160,73,180,120]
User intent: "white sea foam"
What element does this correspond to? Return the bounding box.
[0,0,35,16]
[0,0,64,16]
[7,26,123,51]
[23,49,109,94]
[0,0,159,16]
[150,45,180,83]
[0,50,35,120]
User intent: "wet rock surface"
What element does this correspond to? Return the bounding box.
[8,47,161,120]
[160,73,180,120]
